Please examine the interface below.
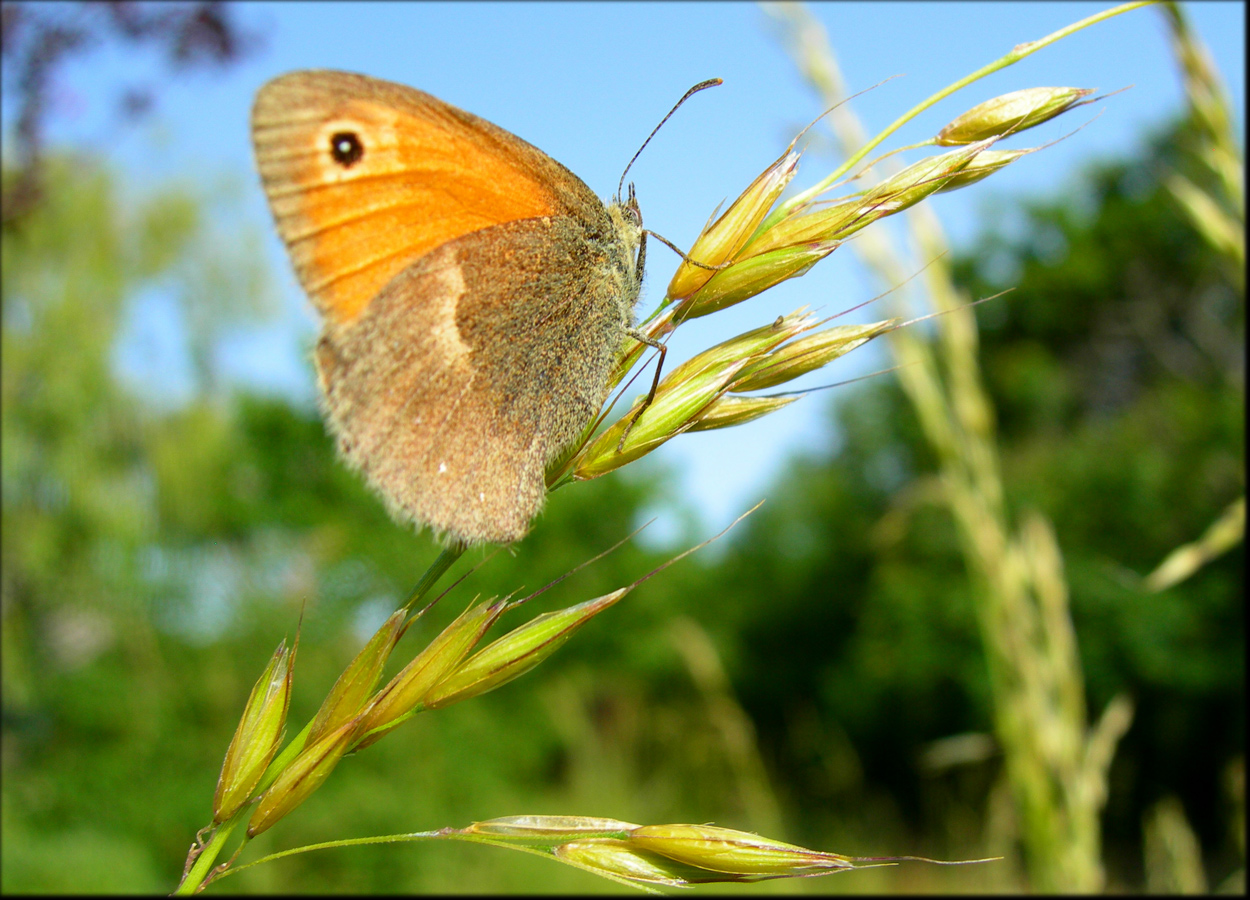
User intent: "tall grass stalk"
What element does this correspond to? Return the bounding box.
[668,616,785,839]
[1143,796,1208,893]
[767,3,1146,891]
[1145,2,1246,591]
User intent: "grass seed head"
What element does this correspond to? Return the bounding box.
[628,823,855,876]
[576,358,751,477]
[732,319,898,391]
[554,838,701,887]
[577,314,812,478]
[246,716,358,837]
[424,589,630,709]
[211,639,293,824]
[667,150,800,301]
[466,815,641,840]
[742,199,864,257]
[687,394,798,431]
[677,240,838,319]
[861,139,996,214]
[353,598,505,749]
[306,609,406,746]
[935,148,1030,193]
[936,86,1095,145]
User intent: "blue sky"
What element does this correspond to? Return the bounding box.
[11,2,1245,543]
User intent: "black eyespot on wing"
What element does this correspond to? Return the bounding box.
[329,131,364,167]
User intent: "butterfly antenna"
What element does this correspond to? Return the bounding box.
[617,78,722,200]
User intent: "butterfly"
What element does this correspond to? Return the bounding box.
[252,70,647,546]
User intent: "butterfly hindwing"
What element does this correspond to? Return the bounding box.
[315,216,635,543]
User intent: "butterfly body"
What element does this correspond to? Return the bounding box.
[252,71,643,545]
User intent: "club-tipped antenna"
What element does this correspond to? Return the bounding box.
[617,78,723,199]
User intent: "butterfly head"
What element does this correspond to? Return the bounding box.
[622,182,642,227]
[606,182,645,287]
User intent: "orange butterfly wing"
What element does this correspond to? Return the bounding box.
[251,69,596,325]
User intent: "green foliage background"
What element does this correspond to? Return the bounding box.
[2,29,1243,900]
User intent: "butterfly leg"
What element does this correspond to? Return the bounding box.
[616,328,667,452]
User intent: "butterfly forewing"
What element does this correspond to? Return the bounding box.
[252,70,596,325]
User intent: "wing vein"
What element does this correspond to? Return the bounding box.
[302,246,417,293]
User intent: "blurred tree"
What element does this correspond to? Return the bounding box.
[1,1,256,221]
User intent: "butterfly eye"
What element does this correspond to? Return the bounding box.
[329,131,364,168]
[624,188,643,227]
